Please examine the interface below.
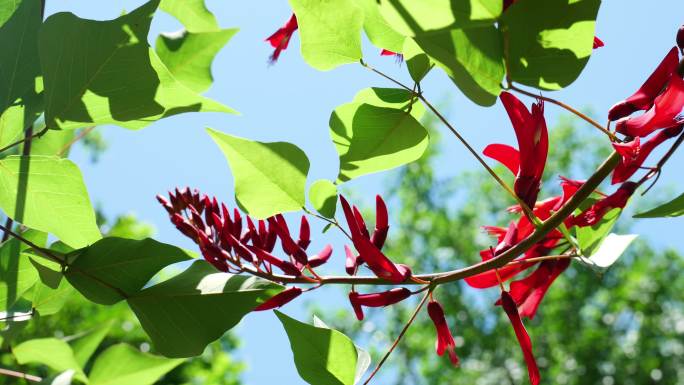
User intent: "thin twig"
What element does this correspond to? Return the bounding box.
[57,126,95,157]
[508,84,618,141]
[637,130,684,194]
[0,368,42,383]
[362,288,432,385]
[0,126,49,155]
[302,207,353,241]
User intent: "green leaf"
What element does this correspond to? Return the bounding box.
[403,38,434,83]
[65,237,194,305]
[39,370,75,385]
[0,81,43,150]
[71,322,113,367]
[414,26,503,106]
[353,0,405,53]
[0,156,101,248]
[634,192,684,218]
[128,260,282,357]
[29,257,62,289]
[276,311,358,385]
[40,0,236,130]
[207,128,310,219]
[502,0,601,90]
[159,0,219,32]
[0,0,42,115]
[577,208,621,257]
[352,87,425,120]
[330,94,429,182]
[0,231,47,310]
[29,129,77,157]
[309,179,338,218]
[156,28,237,93]
[88,343,183,385]
[289,0,363,71]
[378,0,502,36]
[31,277,74,316]
[580,233,638,269]
[312,316,371,385]
[13,338,87,382]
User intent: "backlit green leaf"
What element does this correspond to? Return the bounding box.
[403,38,434,83]
[353,0,405,53]
[309,179,338,218]
[289,0,363,71]
[13,338,87,382]
[276,311,358,385]
[0,231,47,310]
[156,28,237,93]
[40,0,236,130]
[577,208,621,257]
[128,260,282,357]
[88,344,183,385]
[207,128,310,219]
[414,26,503,106]
[634,192,684,218]
[378,0,501,36]
[581,233,638,269]
[71,322,113,367]
[502,0,601,90]
[330,91,429,182]
[0,156,101,248]
[65,237,194,305]
[159,0,219,32]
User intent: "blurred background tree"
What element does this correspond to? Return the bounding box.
[313,112,684,385]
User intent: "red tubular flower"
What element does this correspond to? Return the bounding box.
[344,245,359,275]
[571,182,637,227]
[340,195,411,283]
[308,244,333,268]
[501,291,540,385]
[380,49,403,62]
[370,195,389,249]
[427,300,459,366]
[609,47,680,121]
[254,287,303,311]
[616,73,684,137]
[495,259,570,319]
[487,92,548,209]
[269,215,308,266]
[593,36,604,49]
[265,13,298,63]
[349,288,412,320]
[248,246,302,277]
[612,125,683,184]
[678,25,684,51]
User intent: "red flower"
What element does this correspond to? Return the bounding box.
[380,49,403,62]
[496,258,570,319]
[427,300,459,366]
[612,125,684,184]
[340,195,411,283]
[678,25,684,51]
[501,291,540,385]
[266,13,298,63]
[593,36,604,49]
[308,244,333,268]
[486,92,548,209]
[254,287,303,311]
[609,47,680,121]
[570,182,637,227]
[348,288,412,320]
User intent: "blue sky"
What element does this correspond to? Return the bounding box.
[43,1,684,384]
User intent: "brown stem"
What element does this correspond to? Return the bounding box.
[636,129,684,194]
[508,84,617,141]
[56,126,95,157]
[0,368,42,383]
[362,289,431,385]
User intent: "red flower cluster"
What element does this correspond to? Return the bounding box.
[427,300,460,366]
[157,187,332,311]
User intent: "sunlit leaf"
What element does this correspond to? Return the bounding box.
[403,38,434,83]
[577,208,621,257]
[156,28,237,93]
[88,343,183,385]
[414,26,503,106]
[580,233,638,269]
[309,179,338,218]
[289,0,363,71]
[353,0,405,53]
[502,0,601,90]
[207,128,310,219]
[13,338,87,382]
[159,0,219,32]
[65,237,194,305]
[634,192,684,218]
[378,0,501,36]
[40,0,236,130]
[330,91,429,182]
[312,315,371,385]
[71,321,113,367]
[128,260,282,357]
[276,311,358,385]
[0,231,47,310]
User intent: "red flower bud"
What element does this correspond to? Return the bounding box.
[677,25,684,51]
[248,246,301,277]
[156,194,175,215]
[571,182,637,227]
[344,245,359,275]
[308,244,333,268]
[298,216,311,249]
[501,291,540,385]
[266,13,298,63]
[592,36,604,49]
[370,195,389,249]
[427,300,459,366]
[349,288,412,320]
[171,214,199,243]
[254,287,303,311]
